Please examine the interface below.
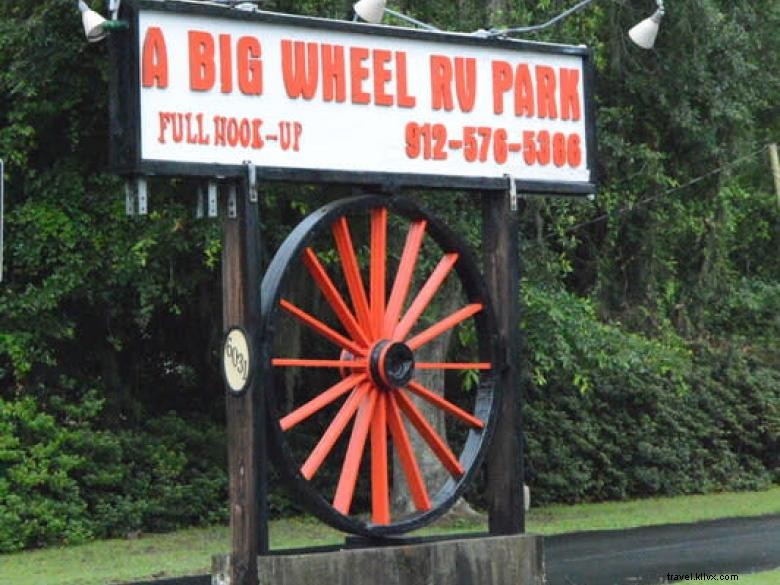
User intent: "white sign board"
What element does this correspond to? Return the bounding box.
[114,1,596,193]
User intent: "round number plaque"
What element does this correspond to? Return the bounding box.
[223,327,252,395]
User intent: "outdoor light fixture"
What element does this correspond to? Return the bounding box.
[78,0,110,42]
[78,0,128,42]
[353,0,440,31]
[628,0,665,49]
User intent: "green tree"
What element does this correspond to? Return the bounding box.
[0,0,777,549]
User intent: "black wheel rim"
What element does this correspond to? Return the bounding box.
[260,194,500,536]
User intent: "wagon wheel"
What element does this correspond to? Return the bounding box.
[260,194,499,536]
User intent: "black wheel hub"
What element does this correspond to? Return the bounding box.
[369,340,415,390]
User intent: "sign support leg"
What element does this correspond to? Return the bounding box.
[223,171,268,585]
[482,186,525,535]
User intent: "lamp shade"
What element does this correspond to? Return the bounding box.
[353,0,386,24]
[79,0,109,42]
[628,10,663,49]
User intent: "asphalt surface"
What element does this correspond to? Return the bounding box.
[545,514,780,585]
[126,514,780,585]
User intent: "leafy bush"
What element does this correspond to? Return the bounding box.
[522,283,778,504]
[0,388,226,552]
[701,279,780,351]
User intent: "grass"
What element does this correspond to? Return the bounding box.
[736,569,780,584]
[0,486,777,585]
[525,486,780,535]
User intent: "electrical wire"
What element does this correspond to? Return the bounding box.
[558,145,771,239]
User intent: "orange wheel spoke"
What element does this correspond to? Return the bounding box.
[415,362,492,370]
[370,208,387,339]
[272,358,367,369]
[332,217,372,333]
[280,299,366,357]
[280,373,367,432]
[386,393,432,512]
[394,390,464,478]
[370,392,390,525]
[301,384,370,480]
[392,253,459,342]
[383,220,427,337]
[407,303,483,351]
[405,381,485,429]
[303,248,370,347]
[333,390,378,515]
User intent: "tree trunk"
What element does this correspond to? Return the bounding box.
[391,290,460,516]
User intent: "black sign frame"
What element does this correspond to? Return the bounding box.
[109,0,597,195]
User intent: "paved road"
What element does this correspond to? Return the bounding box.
[545,514,780,585]
[129,514,780,585]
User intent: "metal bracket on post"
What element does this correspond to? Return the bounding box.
[125,177,148,216]
[207,181,219,218]
[125,180,136,216]
[108,0,121,20]
[195,185,205,219]
[505,174,520,212]
[137,177,148,216]
[245,161,258,204]
[227,184,238,219]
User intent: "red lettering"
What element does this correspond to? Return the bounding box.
[321,44,346,103]
[237,37,262,95]
[197,113,209,144]
[240,119,251,146]
[189,31,215,91]
[491,60,513,114]
[559,68,581,121]
[213,116,263,149]
[536,65,557,119]
[158,112,170,143]
[227,118,239,147]
[430,55,454,111]
[373,49,393,106]
[219,34,232,93]
[185,112,196,143]
[350,47,370,105]
[395,52,416,108]
[251,119,264,149]
[454,57,476,113]
[281,40,319,100]
[171,113,184,143]
[214,115,226,146]
[142,27,168,88]
[515,64,534,117]
[156,112,208,145]
[293,122,303,151]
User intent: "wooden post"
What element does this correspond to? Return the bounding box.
[482,189,525,535]
[223,179,268,585]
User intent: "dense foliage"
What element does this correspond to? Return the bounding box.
[0,0,777,551]
[522,284,778,504]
